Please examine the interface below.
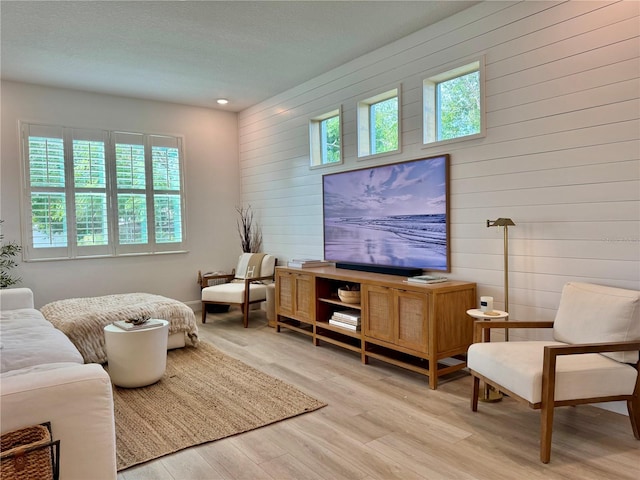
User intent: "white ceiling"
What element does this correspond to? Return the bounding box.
[0,1,478,112]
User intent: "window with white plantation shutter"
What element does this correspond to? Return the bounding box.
[114,132,148,251]
[152,136,183,244]
[26,125,68,253]
[21,123,186,260]
[72,128,109,255]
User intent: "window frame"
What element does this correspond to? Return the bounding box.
[422,57,485,148]
[309,107,343,169]
[20,122,187,261]
[357,86,401,159]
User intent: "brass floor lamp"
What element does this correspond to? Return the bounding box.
[486,218,515,340]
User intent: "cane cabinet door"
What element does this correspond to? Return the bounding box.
[395,289,429,353]
[276,270,314,323]
[362,284,394,343]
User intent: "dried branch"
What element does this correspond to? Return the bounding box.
[236,205,262,253]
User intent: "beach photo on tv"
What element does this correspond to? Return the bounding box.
[323,155,449,271]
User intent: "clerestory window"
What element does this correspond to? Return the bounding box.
[357,87,400,158]
[423,58,485,145]
[309,108,342,168]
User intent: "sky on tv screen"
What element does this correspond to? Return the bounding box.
[323,155,448,271]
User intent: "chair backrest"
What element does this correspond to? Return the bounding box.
[553,282,640,363]
[234,253,276,280]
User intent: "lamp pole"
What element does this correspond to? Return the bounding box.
[487,218,515,341]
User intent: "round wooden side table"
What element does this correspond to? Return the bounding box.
[466,309,509,342]
[467,309,509,402]
[466,308,509,320]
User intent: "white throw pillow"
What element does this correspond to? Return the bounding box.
[553,282,640,363]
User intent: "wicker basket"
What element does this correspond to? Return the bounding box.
[338,288,361,304]
[1,423,59,480]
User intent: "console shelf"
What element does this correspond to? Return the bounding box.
[275,266,476,389]
[318,297,361,309]
[316,321,362,339]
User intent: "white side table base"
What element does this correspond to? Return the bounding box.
[104,320,169,388]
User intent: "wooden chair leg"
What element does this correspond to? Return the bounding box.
[540,403,554,463]
[242,281,251,328]
[471,375,480,412]
[627,394,640,439]
[540,346,557,464]
[201,302,207,324]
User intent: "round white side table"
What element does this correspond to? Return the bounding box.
[104,319,169,388]
[467,309,509,402]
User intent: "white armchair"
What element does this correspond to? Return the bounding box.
[200,253,276,328]
[467,282,640,463]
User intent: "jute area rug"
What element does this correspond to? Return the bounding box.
[110,341,326,471]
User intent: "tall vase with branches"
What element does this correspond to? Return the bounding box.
[1,220,22,288]
[236,205,262,253]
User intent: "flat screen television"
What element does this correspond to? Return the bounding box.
[322,154,450,274]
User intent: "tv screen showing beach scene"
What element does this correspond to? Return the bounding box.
[323,154,450,272]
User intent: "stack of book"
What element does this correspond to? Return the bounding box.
[406,274,448,284]
[328,309,361,331]
[287,258,332,268]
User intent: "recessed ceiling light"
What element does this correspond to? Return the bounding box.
[216,98,229,105]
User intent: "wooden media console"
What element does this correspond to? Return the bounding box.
[275,266,477,389]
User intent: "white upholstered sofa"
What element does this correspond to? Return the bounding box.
[0,288,117,480]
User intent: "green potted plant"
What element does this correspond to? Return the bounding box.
[1,220,22,288]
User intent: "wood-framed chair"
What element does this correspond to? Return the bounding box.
[467,282,640,463]
[200,253,276,328]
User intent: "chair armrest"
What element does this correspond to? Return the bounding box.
[544,340,640,358]
[243,274,275,285]
[198,271,236,289]
[541,341,640,408]
[473,320,554,343]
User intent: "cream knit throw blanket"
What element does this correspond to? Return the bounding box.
[41,293,199,364]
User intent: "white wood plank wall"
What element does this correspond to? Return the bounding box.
[238,0,640,333]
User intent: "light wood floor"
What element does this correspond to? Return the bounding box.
[118,308,639,480]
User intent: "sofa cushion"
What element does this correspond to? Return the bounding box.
[0,311,84,373]
[201,282,268,304]
[1,308,54,328]
[552,282,640,363]
[0,362,83,379]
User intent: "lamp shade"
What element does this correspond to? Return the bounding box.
[488,218,515,227]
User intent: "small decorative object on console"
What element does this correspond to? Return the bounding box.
[406,274,448,284]
[287,259,331,268]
